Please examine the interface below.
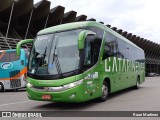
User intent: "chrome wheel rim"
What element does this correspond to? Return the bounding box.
[102,84,108,98]
[0,84,2,91]
[137,80,140,88]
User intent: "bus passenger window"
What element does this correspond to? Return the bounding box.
[84,35,102,67]
[103,41,118,59]
[103,42,112,59]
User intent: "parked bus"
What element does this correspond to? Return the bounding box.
[16,21,145,102]
[0,49,28,91]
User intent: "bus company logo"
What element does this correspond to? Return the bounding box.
[1,62,13,69]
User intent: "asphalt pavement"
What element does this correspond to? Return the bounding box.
[0,77,160,120]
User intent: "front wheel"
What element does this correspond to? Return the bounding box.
[0,83,4,92]
[98,81,109,102]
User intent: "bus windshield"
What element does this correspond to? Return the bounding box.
[0,51,19,62]
[28,29,82,76]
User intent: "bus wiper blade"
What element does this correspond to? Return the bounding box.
[51,37,63,78]
[52,54,63,78]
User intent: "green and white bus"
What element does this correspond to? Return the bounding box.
[16,21,145,102]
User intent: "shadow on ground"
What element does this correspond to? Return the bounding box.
[32,86,147,110]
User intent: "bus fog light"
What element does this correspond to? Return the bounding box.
[69,94,76,99]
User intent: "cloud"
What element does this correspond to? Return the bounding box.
[34,0,160,44]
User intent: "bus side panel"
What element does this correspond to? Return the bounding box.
[82,68,102,101]
[102,57,145,93]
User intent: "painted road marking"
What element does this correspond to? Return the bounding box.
[0,100,31,107]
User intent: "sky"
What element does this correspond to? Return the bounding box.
[34,0,160,44]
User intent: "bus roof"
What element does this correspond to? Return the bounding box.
[37,21,103,35]
[37,21,143,51]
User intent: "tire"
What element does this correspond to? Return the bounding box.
[98,81,109,102]
[0,83,4,92]
[14,89,18,92]
[135,77,140,89]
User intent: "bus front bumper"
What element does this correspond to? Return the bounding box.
[27,84,85,102]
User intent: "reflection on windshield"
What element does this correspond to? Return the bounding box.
[29,34,53,74]
[29,29,82,76]
[0,51,19,62]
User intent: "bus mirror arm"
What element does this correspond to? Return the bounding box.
[16,39,33,56]
[78,30,96,49]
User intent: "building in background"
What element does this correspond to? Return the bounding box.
[0,0,159,75]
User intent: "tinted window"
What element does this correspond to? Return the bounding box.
[117,38,125,58]
[124,42,130,59]
[0,51,20,62]
[84,27,104,67]
[117,37,145,61]
[104,32,145,61]
[84,35,102,67]
[103,32,118,59]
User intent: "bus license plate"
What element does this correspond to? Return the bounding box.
[42,95,51,100]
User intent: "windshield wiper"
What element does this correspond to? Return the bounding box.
[51,37,63,78]
[52,54,63,78]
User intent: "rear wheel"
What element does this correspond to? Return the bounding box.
[0,83,4,92]
[135,77,140,89]
[98,81,109,102]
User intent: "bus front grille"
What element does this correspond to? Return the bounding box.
[10,70,21,88]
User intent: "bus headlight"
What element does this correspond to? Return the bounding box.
[27,83,33,88]
[63,79,83,89]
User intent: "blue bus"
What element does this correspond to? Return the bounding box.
[0,49,29,91]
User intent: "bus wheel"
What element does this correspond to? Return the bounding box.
[0,83,4,92]
[135,77,140,89]
[13,89,18,92]
[98,81,109,102]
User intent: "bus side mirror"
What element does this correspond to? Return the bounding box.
[78,30,96,49]
[16,39,33,56]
